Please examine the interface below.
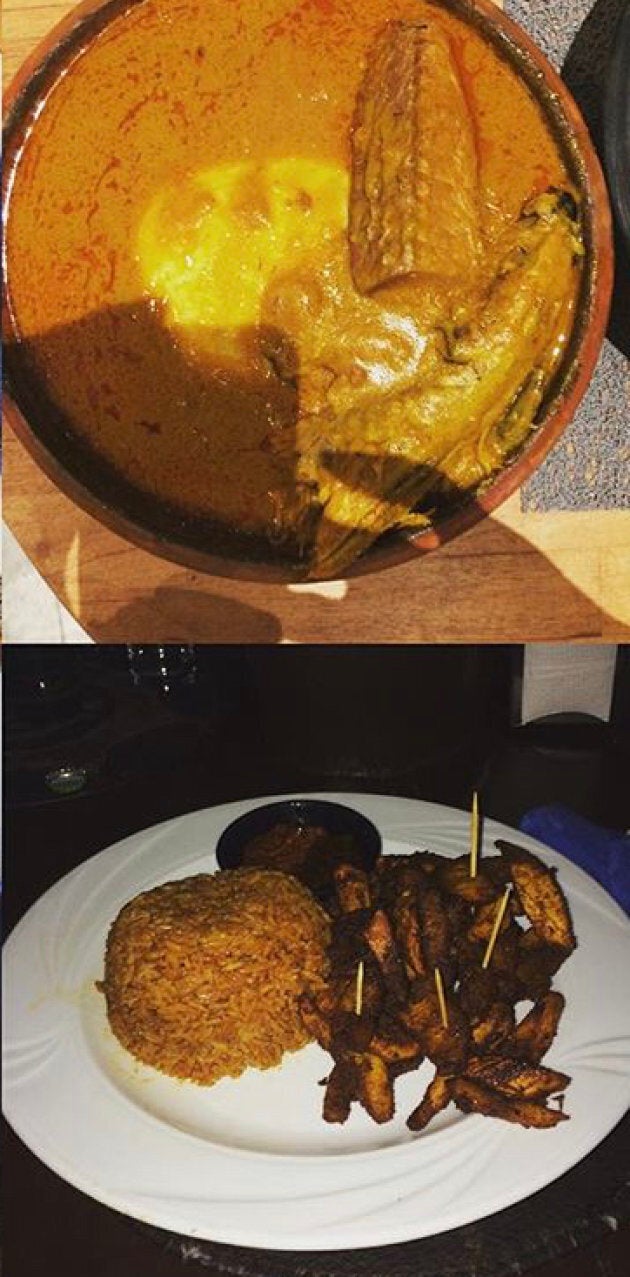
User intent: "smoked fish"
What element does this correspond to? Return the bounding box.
[349,20,482,293]
[301,190,582,579]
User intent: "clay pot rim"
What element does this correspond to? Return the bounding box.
[2,0,614,584]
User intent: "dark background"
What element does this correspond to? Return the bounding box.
[3,644,630,1277]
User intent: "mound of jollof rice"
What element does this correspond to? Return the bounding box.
[102,868,330,1084]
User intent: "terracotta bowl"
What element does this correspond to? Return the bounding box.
[2,0,613,583]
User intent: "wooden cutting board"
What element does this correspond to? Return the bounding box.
[4,0,629,642]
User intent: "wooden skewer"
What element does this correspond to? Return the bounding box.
[470,790,480,879]
[481,884,513,969]
[434,966,449,1029]
[355,959,365,1016]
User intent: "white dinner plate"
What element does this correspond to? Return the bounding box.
[4,793,630,1250]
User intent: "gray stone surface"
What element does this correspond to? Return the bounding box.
[506,0,629,509]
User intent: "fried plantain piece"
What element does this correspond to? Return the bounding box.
[370,1013,424,1065]
[514,991,565,1064]
[465,1055,570,1099]
[470,1000,516,1055]
[363,908,408,1002]
[483,853,513,888]
[299,991,333,1051]
[437,856,499,905]
[516,941,569,1002]
[421,1006,470,1075]
[452,1077,569,1127]
[467,895,517,944]
[373,853,426,909]
[484,923,524,1003]
[458,966,498,1019]
[410,850,447,876]
[328,907,371,968]
[393,895,427,980]
[417,884,453,977]
[354,1052,395,1123]
[329,958,384,1029]
[323,1059,356,1124]
[495,840,576,952]
[407,1070,454,1131]
[334,863,372,913]
[348,20,482,294]
[402,983,469,1074]
[330,1008,375,1056]
[445,894,473,957]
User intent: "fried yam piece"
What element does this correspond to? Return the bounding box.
[348,20,481,294]
[495,841,576,952]
[514,991,565,1064]
[363,909,408,1002]
[407,1070,454,1131]
[452,1077,569,1128]
[465,1055,570,1100]
[334,863,372,913]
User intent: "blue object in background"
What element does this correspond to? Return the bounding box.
[520,804,630,915]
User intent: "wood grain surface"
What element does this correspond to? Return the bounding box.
[4,0,629,643]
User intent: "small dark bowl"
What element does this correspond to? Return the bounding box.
[215,798,381,875]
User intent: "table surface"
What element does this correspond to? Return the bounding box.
[3,650,630,1276]
[4,0,630,643]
